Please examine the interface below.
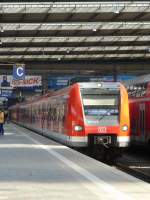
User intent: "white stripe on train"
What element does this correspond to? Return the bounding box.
[15,122,129,147]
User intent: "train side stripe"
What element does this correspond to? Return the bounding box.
[130,97,150,103]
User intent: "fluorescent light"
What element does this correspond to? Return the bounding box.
[92,28,97,32]
[113,8,120,14]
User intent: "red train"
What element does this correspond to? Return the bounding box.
[127,75,150,147]
[10,82,130,159]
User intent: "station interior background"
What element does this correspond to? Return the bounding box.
[0,0,150,108]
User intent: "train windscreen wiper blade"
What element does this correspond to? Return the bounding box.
[97,109,112,122]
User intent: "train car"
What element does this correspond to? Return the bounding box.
[126,75,150,147]
[10,82,130,159]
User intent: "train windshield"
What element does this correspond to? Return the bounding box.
[81,88,120,126]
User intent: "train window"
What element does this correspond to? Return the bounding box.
[128,83,148,97]
[81,88,119,95]
[83,107,119,126]
[81,93,119,126]
[83,95,118,106]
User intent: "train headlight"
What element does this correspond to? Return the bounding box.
[122,125,128,131]
[74,125,83,131]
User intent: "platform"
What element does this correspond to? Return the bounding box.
[0,124,149,200]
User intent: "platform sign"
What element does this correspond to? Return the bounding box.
[48,76,73,90]
[117,75,136,82]
[13,64,25,80]
[1,89,13,97]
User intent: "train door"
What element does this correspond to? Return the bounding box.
[139,103,145,143]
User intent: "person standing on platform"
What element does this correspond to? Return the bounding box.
[0,110,4,135]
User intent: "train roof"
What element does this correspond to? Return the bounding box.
[78,82,120,89]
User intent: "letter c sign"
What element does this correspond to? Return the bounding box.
[13,64,25,80]
[17,67,24,77]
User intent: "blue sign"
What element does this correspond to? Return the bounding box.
[117,75,136,82]
[1,89,13,97]
[48,76,73,90]
[13,64,25,80]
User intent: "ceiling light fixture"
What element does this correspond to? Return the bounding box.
[113,5,120,14]
[92,28,97,32]
[114,9,120,14]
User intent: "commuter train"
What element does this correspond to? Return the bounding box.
[10,82,130,159]
[126,75,150,147]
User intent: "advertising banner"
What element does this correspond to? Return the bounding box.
[12,76,41,88]
[0,75,42,88]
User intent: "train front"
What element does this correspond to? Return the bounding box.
[79,82,130,153]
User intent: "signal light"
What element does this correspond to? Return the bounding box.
[122,125,128,131]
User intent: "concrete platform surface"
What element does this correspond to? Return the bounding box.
[0,123,149,200]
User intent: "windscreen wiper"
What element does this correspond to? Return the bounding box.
[97,109,113,121]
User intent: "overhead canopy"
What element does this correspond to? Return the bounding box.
[0,1,149,62]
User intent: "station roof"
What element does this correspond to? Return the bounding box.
[0,1,149,65]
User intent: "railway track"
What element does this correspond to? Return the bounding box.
[116,154,150,183]
[78,147,150,183]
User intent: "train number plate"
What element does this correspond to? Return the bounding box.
[94,135,111,145]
